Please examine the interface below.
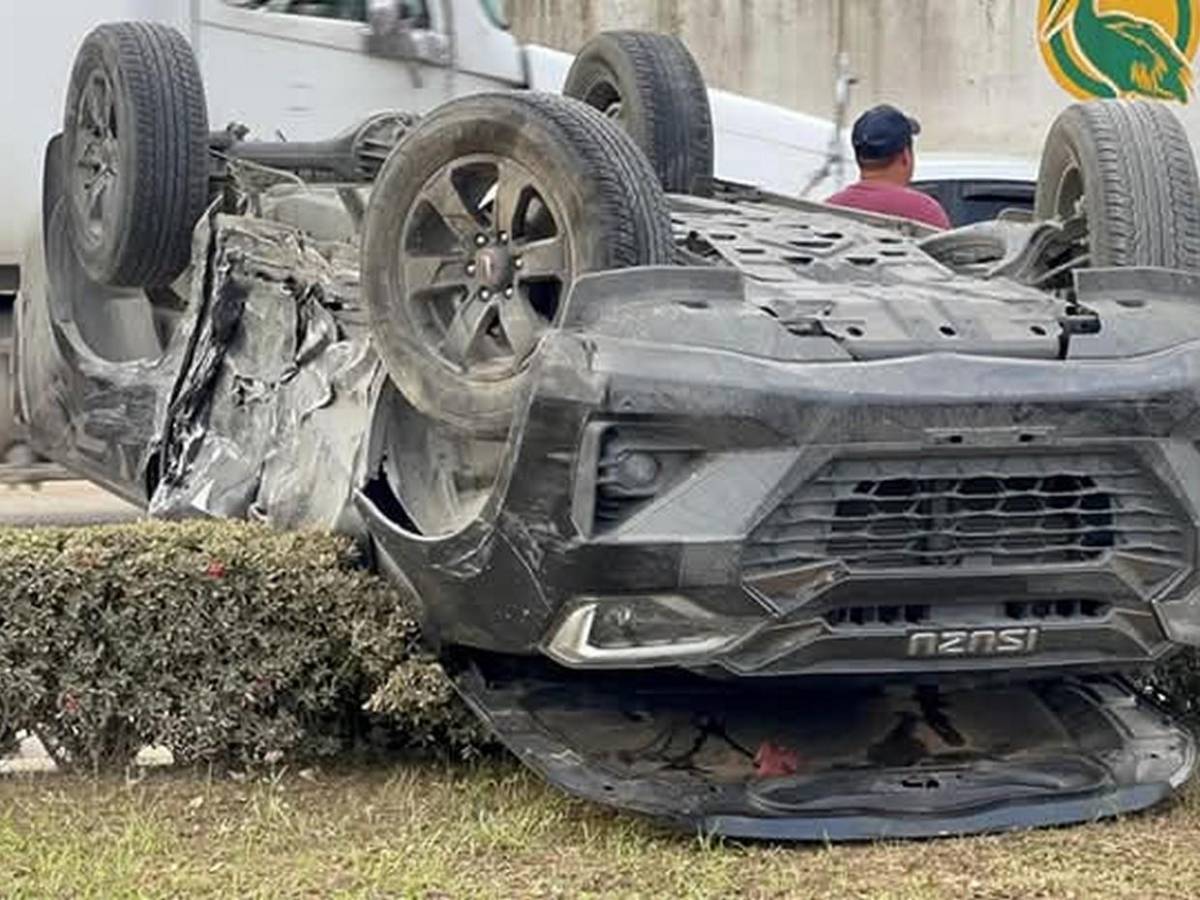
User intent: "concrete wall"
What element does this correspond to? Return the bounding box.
[508,0,1100,158]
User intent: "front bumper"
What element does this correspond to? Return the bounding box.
[352,266,1200,840]
[362,299,1200,677]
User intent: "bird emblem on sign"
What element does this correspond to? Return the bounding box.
[1038,0,1200,102]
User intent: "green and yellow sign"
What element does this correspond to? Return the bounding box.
[1038,0,1200,102]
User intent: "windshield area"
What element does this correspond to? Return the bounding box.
[481,0,509,28]
[226,1,500,31]
[225,0,368,18]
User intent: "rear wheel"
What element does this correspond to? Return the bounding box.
[564,31,714,197]
[1034,100,1200,269]
[62,22,210,287]
[0,297,14,461]
[362,91,674,436]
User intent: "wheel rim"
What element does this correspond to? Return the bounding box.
[399,154,574,381]
[1053,161,1085,221]
[71,69,120,248]
[583,79,625,125]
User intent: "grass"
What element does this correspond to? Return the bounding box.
[2,758,1200,899]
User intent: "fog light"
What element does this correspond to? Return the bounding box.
[543,595,750,668]
[612,451,660,491]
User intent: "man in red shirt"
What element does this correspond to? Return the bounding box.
[825,105,951,230]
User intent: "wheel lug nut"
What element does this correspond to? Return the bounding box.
[498,231,509,243]
[504,287,514,298]
[465,263,476,276]
[514,258,524,269]
[480,288,491,300]
[475,234,488,247]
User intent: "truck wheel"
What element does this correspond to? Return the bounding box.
[0,300,13,461]
[563,31,714,197]
[43,135,65,246]
[62,22,209,287]
[1035,100,1200,269]
[362,92,674,436]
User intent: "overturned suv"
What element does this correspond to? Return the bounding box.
[20,22,1200,839]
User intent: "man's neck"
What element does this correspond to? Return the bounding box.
[859,170,909,188]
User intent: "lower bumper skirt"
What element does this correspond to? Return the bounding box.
[454,657,1194,841]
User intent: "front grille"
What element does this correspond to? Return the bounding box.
[744,453,1188,575]
[825,604,932,627]
[823,599,1109,630]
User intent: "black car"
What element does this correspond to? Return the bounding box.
[18,22,1200,839]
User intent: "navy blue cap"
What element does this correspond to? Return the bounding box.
[851,105,922,160]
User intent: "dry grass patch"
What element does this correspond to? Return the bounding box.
[1,759,1199,899]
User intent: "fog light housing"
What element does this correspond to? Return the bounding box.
[543,595,751,668]
[588,425,705,532]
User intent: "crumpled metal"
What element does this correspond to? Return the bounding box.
[145,212,380,535]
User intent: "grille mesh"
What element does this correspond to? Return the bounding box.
[823,599,1109,629]
[744,453,1188,575]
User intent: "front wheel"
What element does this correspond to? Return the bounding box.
[361,92,674,436]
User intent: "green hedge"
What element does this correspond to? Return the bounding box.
[2,521,1199,772]
[0,522,487,771]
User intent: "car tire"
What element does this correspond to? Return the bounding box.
[43,134,65,247]
[563,31,714,197]
[0,300,14,460]
[362,91,674,436]
[62,22,210,287]
[1034,100,1200,269]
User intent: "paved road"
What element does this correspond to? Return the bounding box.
[0,480,141,526]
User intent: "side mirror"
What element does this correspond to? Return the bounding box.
[365,0,451,64]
